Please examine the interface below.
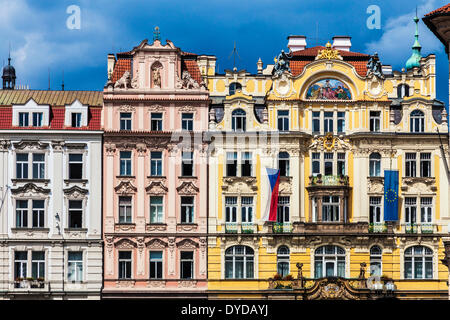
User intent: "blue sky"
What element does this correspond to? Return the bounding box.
[1,0,449,105]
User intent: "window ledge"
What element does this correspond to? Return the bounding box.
[178,176,197,179]
[116,175,135,179]
[147,175,166,179]
[11,179,50,186]
[64,228,88,232]
[64,179,88,186]
[11,227,50,232]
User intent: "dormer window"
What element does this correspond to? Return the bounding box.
[13,99,49,127]
[397,84,410,98]
[19,113,29,127]
[65,100,88,128]
[32,113,43,127]
[71,113,82,127]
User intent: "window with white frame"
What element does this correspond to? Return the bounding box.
[324,112,333,133]
[312,111,320,133]
[405,153,416,177]
[14,251,27,280]
[397,84,409,98]
[14,251,47,281]
[337,112,345,133]
[150,196,164,223]
[420,153,431,177]
[410,110,424,133]
[277,110,289,131]
[120,112,132,130]
[180,251,194,279]
[150,151,163,176]
[15,199,46,229]
[225,245,254,279]
[32,200,45,228]
[118,251,132,279]
[369,197,382,224]
[32,112,43,127]
[16,153,46,179]
[277,196,290,223]
[64,100,87,127]
[314,245,345,278]
[226,152,238,177]
[225,196,238,223]
[15,200,28,228]
[369,111,381,132]
[118,196,132,223]
[68,200,83,229]
[370,246,382,276]
[180,196,194,223]
[405,197,417,224]
[322,196,339,222]
[278,152,290,177]
[182,113,193,131]
[71,113,82,127]
[19,112,29,127]
[312,153,320,176]
[119,151,132,176]
[420,197,432,223]
[226,151,253,177]
[32,154,45,179]
[16,153,29,179]
[404,246,433,279]
[241,152,252,177]
[181,151,193,176]
[277,246,290,277]
[369,153,381,177]
[337,153,345,176]
[68,251,83,282]
[324,153,333,176]
[151,112,163,131]
[149,251,163,279]
[231,109,246,132]
[68,153,83,179]
[31,251,45,280]
[229,82,242,95]
[241,197,254,223]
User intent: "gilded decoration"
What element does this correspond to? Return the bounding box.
[309,133,351,151]
[315,42,343,61]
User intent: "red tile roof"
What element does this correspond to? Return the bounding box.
[425,3,450,16]
[182,59,203,84]
[291,46,369,58]
[111,58,132,83]
[0,106,12,129]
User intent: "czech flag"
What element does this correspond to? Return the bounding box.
[262,168,280,222]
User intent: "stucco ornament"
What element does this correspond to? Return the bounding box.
[114,70,132,89]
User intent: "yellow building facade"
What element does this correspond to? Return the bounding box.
[203,32,450,299]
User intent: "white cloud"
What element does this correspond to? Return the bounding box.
[365,0,444,68]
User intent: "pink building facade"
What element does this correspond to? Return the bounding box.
[102,38,211,298]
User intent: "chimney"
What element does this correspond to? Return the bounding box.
[382,65,392,75]
[332,36,352,52]
[107,53,116,80]
[287,35,307,53]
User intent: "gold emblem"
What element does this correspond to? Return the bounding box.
[316,42,342,60]
[323,132,335,151]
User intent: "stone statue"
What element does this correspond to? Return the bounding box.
[367,53,384,79]
[131,69,139,89]
[114,70,131,89]
[273,50,292,77]
[152,67,161,88]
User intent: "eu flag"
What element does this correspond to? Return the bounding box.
[384,170,399,221]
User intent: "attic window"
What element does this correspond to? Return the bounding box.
[397,84,409,98]
[229,82,242,95]
[71,113,82,127]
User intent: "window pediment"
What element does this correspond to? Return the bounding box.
[176,239,198,249]
[13,140,49,150]
[63,185,88,199]
[114,180,138,195]
[146,238,168,249]
[176,181,199,195]
[115,238,137,249]
[11,183,50,197]
[145,181,168,195]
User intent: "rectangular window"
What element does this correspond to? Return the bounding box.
[150,196,164,223]
[181,196,194,223]
[32,112,43,127]
[68,153,83,179]
[150,151,163,176]
[181,113,193,131]
[337,153,345,176]
[16,200,28,228]
[226,152,237,177]
[420,197,432,223]
[180,251,194,279]
[181,151,193,176]
[151,113,163,131]
[68,252,83,282]
[322,196,340,222]
[369,197,382,223]
[420,153,431,177]
[19,112,29,127]
[32,200,45,228]
[225,196,238,223]
[337,112,345,133]
[16,153,28,179]
[312,153,320,176]
[277,196,290,223]
[370,111,381,132]
[405,197,417,223]
[32,153,45,179]
[149,251,163,279]
[31,251,45,280]
[279,153,289,177]
[119,196,132,223]
[312,111,320,133]
[71,113,82,127]
[120,151,132,176]
[324,153,334,176]
[118,251,132,279]
[14,251,28,279]
[68,200,83,229]
[120,112,132,130]
[241,197,254,223]
[405,153,416,177]
[324,112,333,133]
[277,110,289,131]
[241,152,252,177]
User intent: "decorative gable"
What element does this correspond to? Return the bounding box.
[12,98,50,127]
[65,99,88,127]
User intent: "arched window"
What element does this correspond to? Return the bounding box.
[225,245,254,279]
[369,153,381,177]
[277,246,290,277]
[231,109,246,132]
[278,152,290,177]
[397,84,409,98]
[229,82,242,95]
[314,245,346,278]
[410,110,424,133]
[370,246,382,276]
[404,246,433,279]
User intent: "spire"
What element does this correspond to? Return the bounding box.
[153,26,161,42]
[406,11,422,70]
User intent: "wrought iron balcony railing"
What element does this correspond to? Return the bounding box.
[272,222,293,233]
[224,222,256,234]
[309,175,349,186]
[368,222,387,233]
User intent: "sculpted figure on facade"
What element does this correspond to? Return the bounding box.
[114,70,132,89]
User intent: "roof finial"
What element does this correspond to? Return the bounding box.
[153,26,161,42]
[406,11,422,70]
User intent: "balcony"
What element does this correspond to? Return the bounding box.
[272,222,293,233]
[368,222,387,233]
[309,175,349,187]
[404,223,434,234]
[11,278,49,291]
[241,222,256,234]
[224,222,256,234]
